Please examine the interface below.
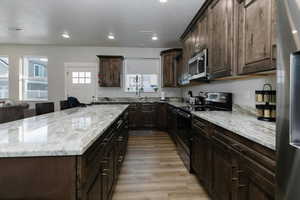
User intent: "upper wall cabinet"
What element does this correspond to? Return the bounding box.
[208,0,234,79]
[161,49,182,88]
[180,0,277,82]
[237,0,276,75]
[97,55,124,87]
[196,12,209,52]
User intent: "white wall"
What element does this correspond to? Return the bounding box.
[0,45,181,109]
[182,75,276,109]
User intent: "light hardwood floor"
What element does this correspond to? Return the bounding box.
[112,130,210,200]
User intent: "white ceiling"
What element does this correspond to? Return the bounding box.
[0,0,204,48]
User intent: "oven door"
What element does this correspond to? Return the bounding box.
[176,109,192,149]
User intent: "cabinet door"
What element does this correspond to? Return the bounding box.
[191,134,211,192]
[182,37,190,76]
[197,13,209,51]
[162,53,177,87]
[211,136,233,200]
[237,154,275,200]
[128,104,139,129]
[141,103,156,128]
[101,144,115,200]
[156,103,167,130]
[99,59,110,87]
[208,0,233,79]
[86,173,102,200]
[98,56,122,87]
[237,0,276,74]
[110,58,122,87]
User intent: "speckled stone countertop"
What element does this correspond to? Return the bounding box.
[168,102,276,150]
[192,111,276,150]
[0,105,128,158]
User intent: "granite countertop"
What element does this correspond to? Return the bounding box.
[168,102,190,108]
[0,105,129,158]
[191,111,276,150]
[168,102,276,150]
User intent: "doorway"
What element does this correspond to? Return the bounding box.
[65,63,97,104]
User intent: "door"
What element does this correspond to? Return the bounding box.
[65,65,97,104]
[208,0,233,79]
[237,0,276,74]
[211,136,233,200]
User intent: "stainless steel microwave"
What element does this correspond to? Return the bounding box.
[188,49,208,80]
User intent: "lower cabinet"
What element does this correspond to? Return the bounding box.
[191,133,212,192]
[211,135,235,200]
[128,103,167,130]
[156,103,167,130]
[78,111,129,200]
[191,117,276,200]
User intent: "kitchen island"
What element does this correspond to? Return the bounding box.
[0,105,129,200]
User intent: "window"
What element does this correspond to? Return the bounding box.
[0,56,9,99]
[72,72,91,84]
[34,64,46,78]
[20,56,48,101]
[125,74,158,93]
[124,59,159,93]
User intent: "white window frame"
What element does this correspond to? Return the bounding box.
[20,56,49,101]
[33,63,46,78]
[0,55,9,100]
[124,58,160,93]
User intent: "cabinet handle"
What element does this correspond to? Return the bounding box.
[232,144,244,152]
[102,173,108,176]
[103,169,110,172]
[117,120,123,129]
[272,44,277,60]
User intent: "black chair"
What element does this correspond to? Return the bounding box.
[35,102,55,116]
[60,100,71,110]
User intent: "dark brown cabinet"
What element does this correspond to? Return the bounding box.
[196,12,209,51]
[191,118,212,192]
[141,103,156,128]
[97,56,124,87]
[128,103,157,129]
[161,49,182,87]
[237,0,276,75]
[211,135,235,200]
[128,103,140,129]
[156,103,167,130]
[79,112,129,200]
[208,0,233,79]
[180,0,277,81]
[190,116,276,200]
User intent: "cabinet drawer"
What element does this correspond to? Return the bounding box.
[141,103,156,111]
[192,117,211,137]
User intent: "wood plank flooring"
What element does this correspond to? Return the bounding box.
[112,130,210,200]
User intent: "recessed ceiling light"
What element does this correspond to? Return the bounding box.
[159,0,168,3]
[108,34,115,40]
[292,30,298,34]
[39,58,48,62]
[8,27,24,31]
[62,33,70,39]
[152,36,158,41]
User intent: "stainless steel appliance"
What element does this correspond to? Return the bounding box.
[175,108,192,171]
[181,92,232,112]
[277,1,300,199]
[175,92,232,172]
[188,49,208,80]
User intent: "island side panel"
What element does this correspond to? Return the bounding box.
[0,156,77,200]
